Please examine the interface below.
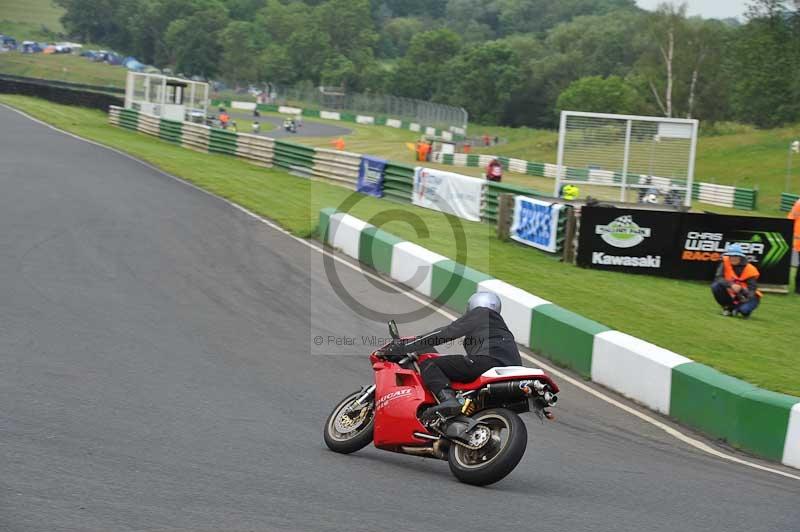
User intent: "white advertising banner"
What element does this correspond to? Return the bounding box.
[510,196,564,253]
[412,167,485,222]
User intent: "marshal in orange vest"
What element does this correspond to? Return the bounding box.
[788,198,800,252]
[721,255,762,298]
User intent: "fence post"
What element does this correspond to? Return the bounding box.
[497,194,514,240]
[562,206,578,264]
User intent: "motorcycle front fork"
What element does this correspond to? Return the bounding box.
[346,385,375,413]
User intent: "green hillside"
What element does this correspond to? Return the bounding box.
[0,0,64,40]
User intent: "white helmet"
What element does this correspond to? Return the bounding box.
[467,291,502,313]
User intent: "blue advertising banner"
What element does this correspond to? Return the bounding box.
[510,196,564,253]
[357,156,387,197]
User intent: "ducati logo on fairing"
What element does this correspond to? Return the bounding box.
[376,388,412,410]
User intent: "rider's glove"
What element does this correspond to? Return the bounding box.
[383,339,410,361]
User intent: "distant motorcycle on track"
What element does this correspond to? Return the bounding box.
[283,117,297,133]
[323,321,559,486]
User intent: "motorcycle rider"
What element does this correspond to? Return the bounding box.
[390,291,521,417]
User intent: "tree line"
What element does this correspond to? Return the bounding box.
[55,0,800,128]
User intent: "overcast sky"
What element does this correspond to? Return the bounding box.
[636,0,750,20]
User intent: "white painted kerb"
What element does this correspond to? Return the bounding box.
[390,242,447,297]
[783,403,800,469]
[328,213,372,260]
[477,279,549,348]
[592,331,692,414]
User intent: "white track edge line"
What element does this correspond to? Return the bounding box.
[5,102,798,482]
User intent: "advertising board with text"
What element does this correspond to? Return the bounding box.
[412,167,484,222]
[578,207,792,284]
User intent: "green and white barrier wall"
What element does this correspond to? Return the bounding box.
[319,207,800,468]
[781,192,799,212]
[432,152,759,211]
[212,98,465,140]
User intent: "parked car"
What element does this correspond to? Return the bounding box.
[0,35,17,49]
[20,41,43,53]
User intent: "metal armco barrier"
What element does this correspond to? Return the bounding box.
[0,74,124,111]
[158,119,182,144]
[312,149,360,186]
[482,181,549,224]
[181,122,210,153]
[692,182,758,210]
[208,128,238,156]
[273,141,315,175]
[137,114,160,137]
[0,73,124,94]
[109,107,140,131]
[383,162,415,203]
[781,192,799,211]
[235,133,275,167]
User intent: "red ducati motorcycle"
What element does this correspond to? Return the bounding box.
[323,321,559,486]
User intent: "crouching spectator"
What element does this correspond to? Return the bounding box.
[711,243,762,319]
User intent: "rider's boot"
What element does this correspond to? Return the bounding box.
[429,388,463,418]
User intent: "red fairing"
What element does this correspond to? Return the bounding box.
[371,360,436,448]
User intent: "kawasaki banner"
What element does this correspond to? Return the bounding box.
[578,206,793,284]
[412,167,484,222]
[577,208,679,275]
[357,155,386,198]
[510,196,564,253]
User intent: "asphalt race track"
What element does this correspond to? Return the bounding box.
[1,105,799,532]
[227,110,352,139]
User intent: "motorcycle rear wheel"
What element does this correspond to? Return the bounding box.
[323,390,375,454]
[447,408,527,486]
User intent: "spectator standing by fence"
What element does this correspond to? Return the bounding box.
[788,197,800,294]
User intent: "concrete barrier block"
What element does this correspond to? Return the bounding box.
[478,279,549,348]
[390,242,447,296]
[783,403,800,468]
[328,213,372,259]
[592,331,691,414]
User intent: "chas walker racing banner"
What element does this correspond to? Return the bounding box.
[413,167,485,222]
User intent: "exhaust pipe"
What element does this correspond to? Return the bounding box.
[402,433,448,460]
[400,444,447,460]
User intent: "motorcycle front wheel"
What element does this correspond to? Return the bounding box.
[448,408,527,486]
[323,390,375,454]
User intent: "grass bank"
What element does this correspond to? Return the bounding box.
[0,0,64,40]
[0,53,127,88]
[2,94,797,396]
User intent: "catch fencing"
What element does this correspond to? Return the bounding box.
[432,151,759,211]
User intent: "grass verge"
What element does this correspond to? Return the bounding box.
[0,0,64,40]
[1,94,797,396]
[0,53,127,88]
